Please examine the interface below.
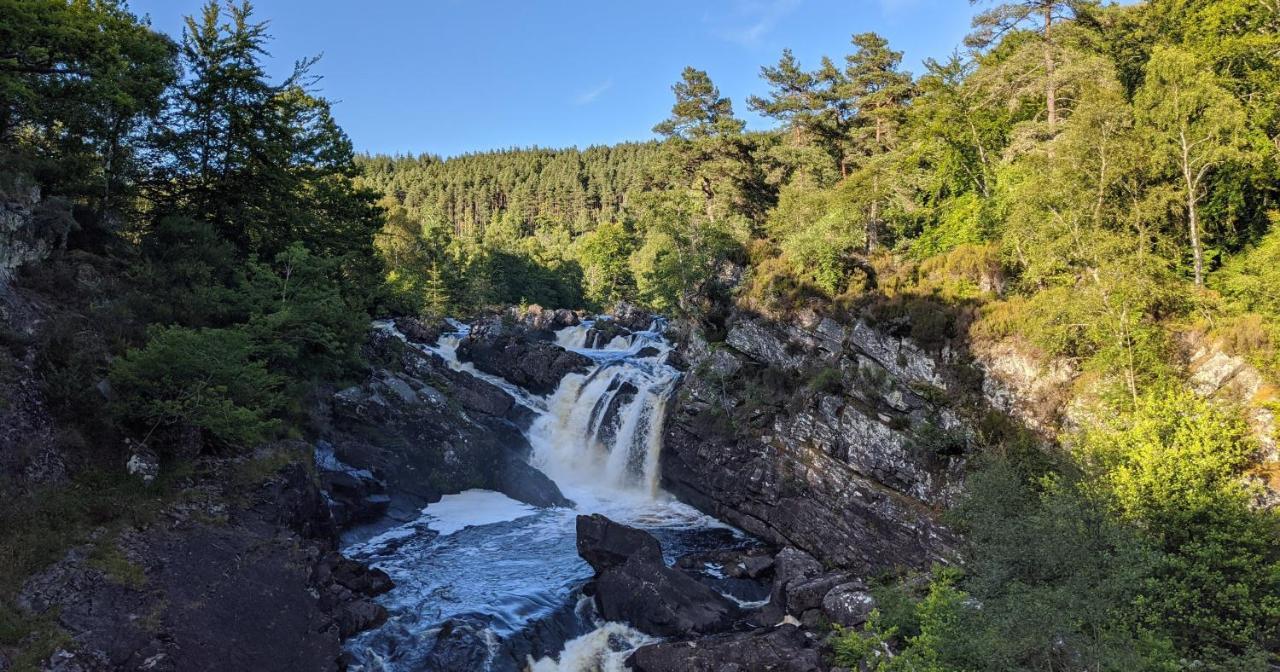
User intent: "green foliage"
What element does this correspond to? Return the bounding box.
[573,220,636,307]
[108,326,283,450]
[1077,390,1280,663]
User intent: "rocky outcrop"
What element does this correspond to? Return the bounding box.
[17,448,389,672]
[393,316,450,346]
[456,321,592,395]
[325,326,569,525]
[610,301,656,332]
[626,624,823,672]
[662,311,963,574]
[517,304,581,332]
[576,513,663,570]
[576,515,739,638]
[1,182,71,287]
[973,338,1076,435]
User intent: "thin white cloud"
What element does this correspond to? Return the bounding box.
[574,79,613,105]
[712,0,802,47]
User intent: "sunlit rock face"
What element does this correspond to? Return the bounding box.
[662,310,966,574]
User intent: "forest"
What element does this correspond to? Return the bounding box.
[1,0,1277,670]
[360,0,1280,668]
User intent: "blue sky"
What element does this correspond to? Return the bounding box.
[127,0,987,157]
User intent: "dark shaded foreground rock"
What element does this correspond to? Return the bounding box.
[576,515,739,638]
[627,624,823,672]
[456,321,592,395]
[593,559,739,638]
[16,450,390,672]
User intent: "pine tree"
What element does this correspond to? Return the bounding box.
[841,33,914,249]
[652,67,746,140]
[966,0,1086,130]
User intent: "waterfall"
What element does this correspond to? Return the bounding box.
[346,316,745,672]
[531,319,679,497]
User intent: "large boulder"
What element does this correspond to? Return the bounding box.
[610,302,656,332]
[592,559,739,638]
[626,624,823,672]
[519,304,581,331]
[456,329,592,395]
[575,515,738,638]
[393,316,450,346]
[575,513,663,571]
[328,327,569,520]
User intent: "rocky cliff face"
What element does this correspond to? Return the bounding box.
[662,309,969,575]
[0,182,70,288]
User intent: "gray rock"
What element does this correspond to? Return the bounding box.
[662,311,960,573]
[823,581,877,627]
[457,328,592,395]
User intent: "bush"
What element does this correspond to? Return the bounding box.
[108,326,283,452]
[1077,390,1280,664]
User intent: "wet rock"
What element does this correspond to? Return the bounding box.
[626,624,823,672]
[337,599,388,638]
[324,553,394,596]
[610,302,655,332]
[584,320,632,349]
[457,331,592,395]
[594,380,638,448]
[394,316,450,346]
[675,547,775,580]
[593,558,739,637]
[576,514,662,571]
[423,617,496,672]
[497,456,573,508]
[576,515,738,638]
[636,346,661,358]
[520,304,581,331]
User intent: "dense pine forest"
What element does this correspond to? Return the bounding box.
[360,0,1280,668]
[2,0,1278,670]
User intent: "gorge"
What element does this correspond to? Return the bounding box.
[3,1,1279,670]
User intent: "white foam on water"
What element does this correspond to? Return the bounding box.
[419,489,540,536]
[526,621,655,672]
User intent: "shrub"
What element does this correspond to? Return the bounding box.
[1076,390,1280,663]
[108,326,283,451]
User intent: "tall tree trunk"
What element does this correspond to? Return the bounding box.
[1187,192,1204,286]
[1181,130,1205,286]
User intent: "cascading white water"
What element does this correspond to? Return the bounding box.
[347,317,752,672]
[531,319,678,497]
